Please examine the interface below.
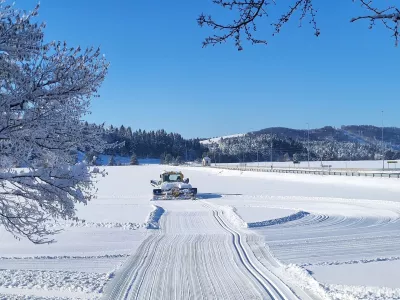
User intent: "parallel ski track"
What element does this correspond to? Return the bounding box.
[251,209,400,266]
[212,210,288,300]
[103,203,298,300]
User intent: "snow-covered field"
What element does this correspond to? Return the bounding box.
[1,165,400,299]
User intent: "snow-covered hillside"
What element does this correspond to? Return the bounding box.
[1,165,400,299]
[200,133,245,145]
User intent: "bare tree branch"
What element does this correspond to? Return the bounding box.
[351,0,400,46]
[198,0,400,50]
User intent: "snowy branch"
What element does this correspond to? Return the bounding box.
[0,2,109,243]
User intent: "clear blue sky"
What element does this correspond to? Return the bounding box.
[17,0,400,138]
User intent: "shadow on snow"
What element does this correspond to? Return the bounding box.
[197,193,243,199]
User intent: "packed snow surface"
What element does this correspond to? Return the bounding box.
[308,260,400,289]
[2,164,400,299]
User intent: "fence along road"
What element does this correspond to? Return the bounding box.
[209,164,400,179]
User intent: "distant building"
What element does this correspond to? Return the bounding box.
[202,157,211,166]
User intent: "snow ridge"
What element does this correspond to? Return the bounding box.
[0,269,111,294]
[222,206,310,229]
[221,206,247,228]
[284,264,330,299]
[324,284,400,300]
[0,295,73,300]
[0,254,129,260]
[247,211,310,228]
[302,256,400,267]
[48,221,141,230]
[145,205,165,229]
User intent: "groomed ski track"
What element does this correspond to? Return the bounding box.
[103,200,307,300]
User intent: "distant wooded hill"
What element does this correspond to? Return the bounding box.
[86,124,400,164]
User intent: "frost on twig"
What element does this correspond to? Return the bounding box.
[0,2,109,243]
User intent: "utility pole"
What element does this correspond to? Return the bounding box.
[307,123,310,168]
[270,129,273,167]
[185,142,188,162]
[382,110,384,170]
[242,140,245,163]
[257,147,259,167]
[213,150,216,166]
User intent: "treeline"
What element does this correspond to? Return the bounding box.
[81,123,400,165]
[205,133,400,163]
[206,134,309,163]
[99,124,206,160]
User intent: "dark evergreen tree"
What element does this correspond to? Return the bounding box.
[130,153,139,165]
[108,155,116,166]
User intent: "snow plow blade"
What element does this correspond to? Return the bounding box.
[152,188,197,200]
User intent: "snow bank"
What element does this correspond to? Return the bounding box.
[42,218,145,230]
[221,206,247,228]
[235,207,298,223]
[145,205,165,229]
[324,284,400,300]
[48,221,142,230]
[221,205,309,229]
[246,211,310,228]
[302,256,400,267]
[0,294,72,300]
[0,270,111,294]
[284,264,330,299]
[0,254,129,260]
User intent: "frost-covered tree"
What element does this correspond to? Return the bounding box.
[108,156,116,166]
[175,156,183,165]
[283,153,291,161]
[164,153,173,164]
[0,3,109,243]
[84,151,96,166]
[130,153,139,165]
[198,0,400,50]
